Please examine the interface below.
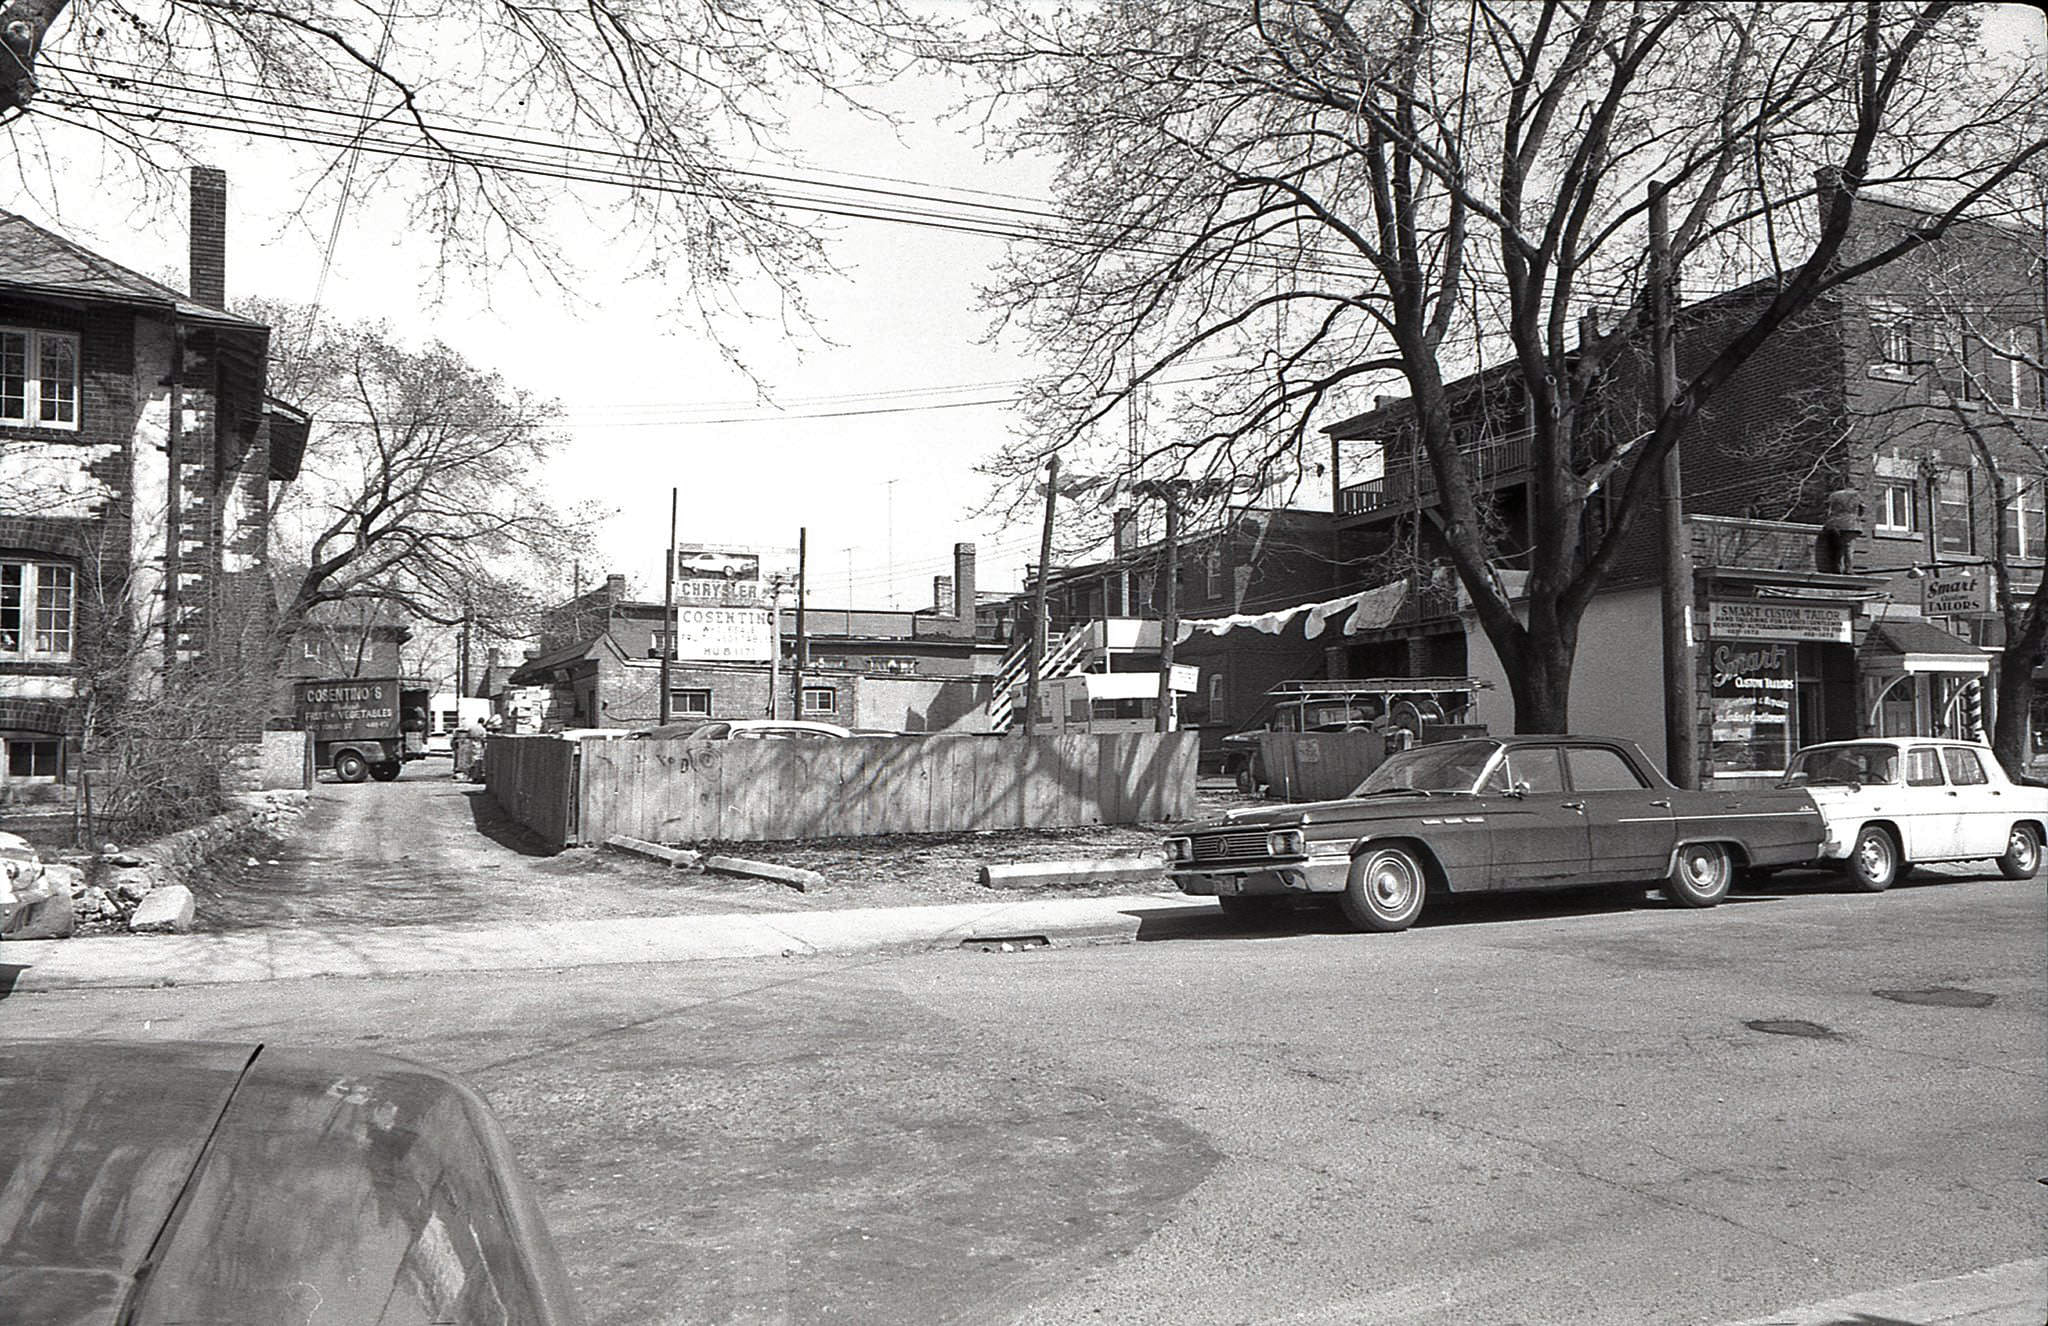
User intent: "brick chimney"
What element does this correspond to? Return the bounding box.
[604,573,627,600]
[189,166,227,309]
[953,542,976,625]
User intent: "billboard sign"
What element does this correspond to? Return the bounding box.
[671,605,775,661]
[1707,599,1853,643]
[675,545,762,606]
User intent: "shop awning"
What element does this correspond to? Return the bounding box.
[1860,618,1992,676]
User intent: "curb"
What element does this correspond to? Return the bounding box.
[0,894,1211,994]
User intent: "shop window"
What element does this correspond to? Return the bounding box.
[670,688,711,717]
[0,560,74,659]
[0,328,80,429]
[1872,479,1920,535]
[801,686,837,716]
[1904,747,1945,786]
[3,734,61,780]
[1708,639,1798,775]
[2003,479,2047,561]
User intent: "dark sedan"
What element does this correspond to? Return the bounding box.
[0,1039,582,1326]
[1165,735,1825,932]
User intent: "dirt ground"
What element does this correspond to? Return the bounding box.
[178,757,1251,933]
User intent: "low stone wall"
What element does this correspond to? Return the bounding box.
[10,790,313,937]
[224,731,314,793]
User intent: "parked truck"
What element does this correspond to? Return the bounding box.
[294,677,432,783]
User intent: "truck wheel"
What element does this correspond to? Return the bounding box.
[1339,845,1427,933]
[369,762,401,782]
[1996,824,2041,880]
[1845,825,1899,892]
[334,751,370,784]
[1666,842,1733,907]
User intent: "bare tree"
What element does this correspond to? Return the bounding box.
[965,0,2048,731]
[248,298,597,674]
[3,0,938,343]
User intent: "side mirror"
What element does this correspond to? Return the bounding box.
[1506,781,1530,799]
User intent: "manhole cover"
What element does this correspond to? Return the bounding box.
[1874,986,1996,1008]
[1744,1018,1841,1039]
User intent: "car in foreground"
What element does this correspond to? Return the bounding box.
[1778,738,2047,890]
[0,1039,582,1326]
[1164,735,1825,931]
[633,718,854,741]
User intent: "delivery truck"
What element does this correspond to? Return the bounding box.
[294,677,432,783]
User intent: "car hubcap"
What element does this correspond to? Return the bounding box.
[2012,831,2038,871]
[1682,848,1722,890]
[1370,858,1417,912]
[1858,835,1889,880]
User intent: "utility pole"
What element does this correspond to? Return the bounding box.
[1651,181,1697,788]
[766,573,783,718]
[1154,481,1183,733]
[1025,455,1058,737]
[458,605,472,698]
[793,528,808,721]
[660,488,676,724]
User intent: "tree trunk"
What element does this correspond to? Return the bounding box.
[1501,632,1575,734]
[1992,643,2040,781]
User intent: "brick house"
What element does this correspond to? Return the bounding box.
[0,169,306,799]
[510,545,1007,732]
[1320,191,2046,782]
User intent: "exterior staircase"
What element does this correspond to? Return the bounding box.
[984,626,1089,732]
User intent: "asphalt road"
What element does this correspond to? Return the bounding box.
[12,870,2042,1325]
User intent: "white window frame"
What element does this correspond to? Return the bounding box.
[0,560,75,660]
[800,686,838,716]
[1873,478,1920,535]
[1,733,62,782]
[0,327,81,430]
[1868,303,1915,378]
[670,687,711,717]
[2005,478,2047,561]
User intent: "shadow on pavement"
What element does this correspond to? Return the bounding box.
[0,963,21,1000]
[462,783,562,858]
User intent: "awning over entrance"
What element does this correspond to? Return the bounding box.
[1860,618,1992,676]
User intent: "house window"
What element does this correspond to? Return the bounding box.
[2,733,61,780]
[1870,305,1915,371]
[2003,479,2047,561]
[1937,470,1972,554]
[0,328,80,428]
[0,561,74,658]
[800,686,837,716]
[1873,479,1920,535]
[670,688,711,717]
[1204,547,1223,600]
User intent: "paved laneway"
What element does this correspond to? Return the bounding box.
[15,872,2042,1325]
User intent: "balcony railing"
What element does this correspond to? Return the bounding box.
[1337,435,1533,515]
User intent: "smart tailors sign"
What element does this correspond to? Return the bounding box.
[1922,571,1992,618]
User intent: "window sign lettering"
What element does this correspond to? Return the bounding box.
[1710,641,1797,773]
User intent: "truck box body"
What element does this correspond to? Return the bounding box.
[293,678,431,782]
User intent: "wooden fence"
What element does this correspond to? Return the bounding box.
[1257,730,1387,802]
[489,731,1196,848]
[485,736,578,847]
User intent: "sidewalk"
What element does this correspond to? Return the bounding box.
[0,892,1216,994]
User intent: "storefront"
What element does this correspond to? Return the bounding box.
[1859,617,1993,740]
[1704,593,1860,780]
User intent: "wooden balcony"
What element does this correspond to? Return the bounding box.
[1337,435,1533,516]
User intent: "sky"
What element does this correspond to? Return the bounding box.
[7,2,2045,627]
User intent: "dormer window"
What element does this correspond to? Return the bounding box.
[0,328,80,429]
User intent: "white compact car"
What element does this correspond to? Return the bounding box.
[1779,738,2047,890]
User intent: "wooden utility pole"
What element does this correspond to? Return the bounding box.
[1025,455,1058,737]
[1651,182,1697,788]
[793,527,808,720]
[659,488,676,724]
[1154,481,1182,733]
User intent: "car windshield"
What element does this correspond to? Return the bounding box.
[1352,740,1500,795]
[1781,744,1899,787]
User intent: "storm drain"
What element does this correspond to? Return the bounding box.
[1874,986,1997,1008]
[1744,1018,1841,1040]
[960,935,1051,952]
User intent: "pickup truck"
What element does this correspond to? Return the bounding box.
[1166,734,1825,932]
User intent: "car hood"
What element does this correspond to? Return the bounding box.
[0,1040,581,1326]
[1177,791,1482,834]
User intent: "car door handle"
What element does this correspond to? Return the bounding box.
[1649,799,1671,808]
[1561,800,1586,812]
